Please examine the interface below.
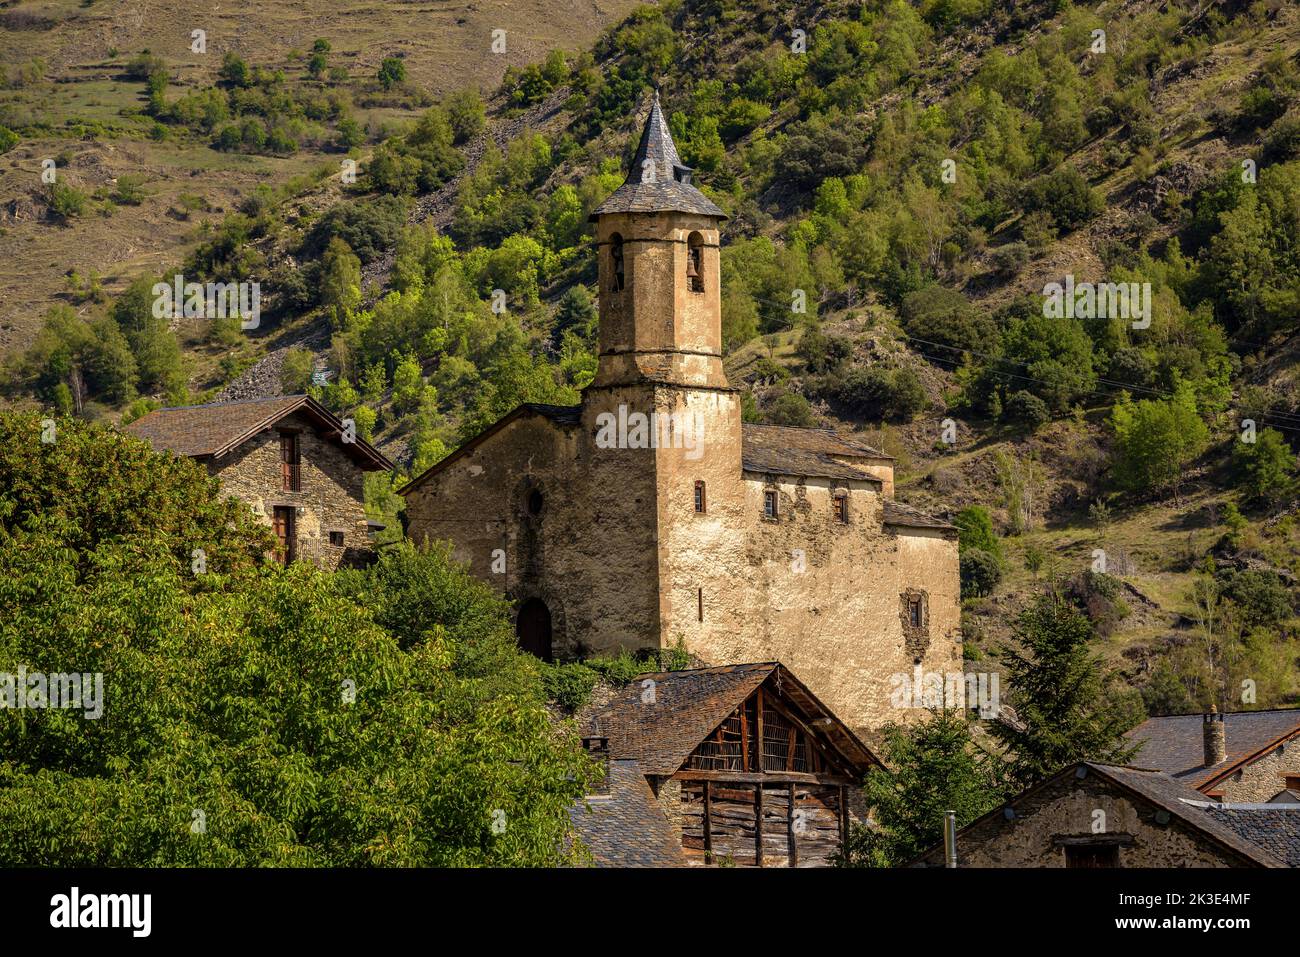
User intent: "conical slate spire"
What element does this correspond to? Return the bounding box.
[630,90,690,186]
[590,91,727,221]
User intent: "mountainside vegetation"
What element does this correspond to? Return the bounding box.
[3,0,1300,728]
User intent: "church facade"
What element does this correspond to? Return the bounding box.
[401,94,961,733]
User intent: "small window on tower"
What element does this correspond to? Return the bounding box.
[686,232,704,293]
[694,480,706,514]
[908,596,923,629]
[609,233,625,292]
[329,531,345,547]
[834,494,849,523]
[763,490,779,520]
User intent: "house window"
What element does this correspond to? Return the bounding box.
[763,490,779,520]
[280,432,300,492]
[686,232,704,293]
[834,493,848,523]
[1064,844,1120,868]
[329,531,345,547]
[694,480,706,513]
[908,596,923,629]
[609,233,625,292]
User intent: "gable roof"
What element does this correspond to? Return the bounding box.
[568,759,686,868]
[398,402,582,495]
[590,92,727,221]
[126,394,393,470]
[1126,709,1300,790]
[913,762,1283,867]
[587,662,878,777]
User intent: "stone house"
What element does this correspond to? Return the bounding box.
[568,662,877,867]
[400,93,961,735]
[127,394,393,569]
[913,762,1288,868]
[1126,707,1300,802]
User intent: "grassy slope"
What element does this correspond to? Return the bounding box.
[0,0,641,353]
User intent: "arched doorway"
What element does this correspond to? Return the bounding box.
[516,598,553,661]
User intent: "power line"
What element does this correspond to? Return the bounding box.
[739,292,1300,437]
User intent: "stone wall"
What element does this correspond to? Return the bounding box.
[1210,738,1300,802]
[914,771,1259,867]
[211,411,372,570]
[403,391,962,735]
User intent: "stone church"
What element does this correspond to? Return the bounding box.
[401,94,961,733]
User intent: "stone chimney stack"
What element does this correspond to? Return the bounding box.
[1203,708,1227,767]
[582,735,611,795]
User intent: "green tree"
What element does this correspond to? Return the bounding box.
[281,347,315,394]
[990,590,1144,790]
[0,416,594,866]
[839,711,1003,866]
[954,506,1001,560]
[377,57,406,91]
[320,238,362,328]
[1109,382,1209,502]
[1231,427,1296,505]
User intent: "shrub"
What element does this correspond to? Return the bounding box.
[797,325,853,374]
[960,548,1002,598]
[763,392,817,428]
[1020,167,1103,231]
[543,663,600,712]
[1004,390,1050,430]
[900,285,997,353]
[1231,427,1296,505]
[827,366,926,421]
[44,182,87,220]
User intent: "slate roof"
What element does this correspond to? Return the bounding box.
[1126,709,1300,789]
[587,662,877,777]
[1192,804,1300,866]
[126,394,393,469]
[883,500,956,531]
[912,762,1284,867]
[590,92,726,220]
[740,423,888,484]
[568,759,686,867]
[1092,765,1283,866]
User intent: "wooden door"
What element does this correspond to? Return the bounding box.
[272,506,295,565]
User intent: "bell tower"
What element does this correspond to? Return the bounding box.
[588,91,729,390]
[578,91,745,660]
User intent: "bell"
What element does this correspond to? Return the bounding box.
[686,251,699,278]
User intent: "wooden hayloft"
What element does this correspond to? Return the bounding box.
[585,662,877,867]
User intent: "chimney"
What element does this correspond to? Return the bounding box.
[582,735,610,796]
[1203,709,1227,767]
[943,810,958,868]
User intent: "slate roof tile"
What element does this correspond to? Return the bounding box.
[568,760,686,867]
[1126,709,1300,787]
